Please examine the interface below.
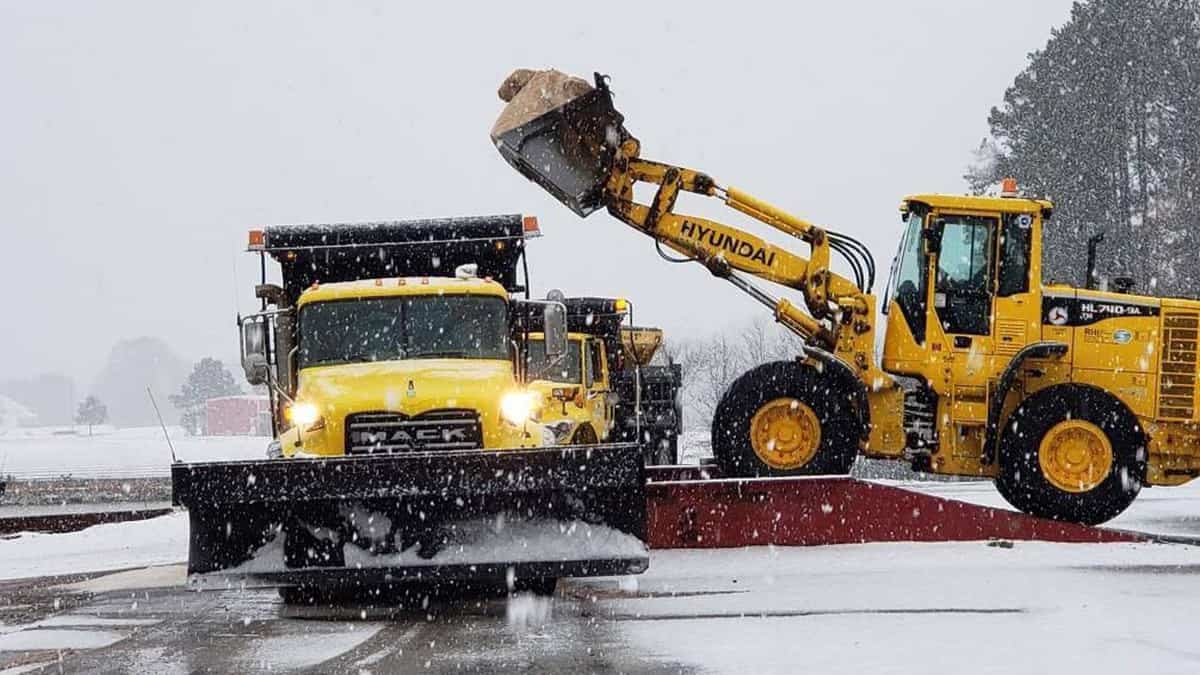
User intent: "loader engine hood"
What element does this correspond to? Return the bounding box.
[283,359,542,456]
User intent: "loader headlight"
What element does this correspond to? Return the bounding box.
[286,401,324,431]
[500,391,539,426]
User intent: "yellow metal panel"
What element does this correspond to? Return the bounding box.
[901,194,1051,214]
[297,277,508,306]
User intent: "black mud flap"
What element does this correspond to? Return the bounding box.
[493,74,630,217]
[171,445,648,589]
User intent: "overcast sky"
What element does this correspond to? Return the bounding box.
[0,0,1074,388]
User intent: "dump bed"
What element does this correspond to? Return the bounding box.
[254,215,532,304]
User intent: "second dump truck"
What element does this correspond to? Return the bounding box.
[529,298,683,465]
[171,215,648,599]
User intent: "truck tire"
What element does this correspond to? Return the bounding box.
[660,434,679,465]
[513,577,558,596]
[642,432,677,466]
[571,424,598,445]
[712,361,860,477]
[996,384,1145,525]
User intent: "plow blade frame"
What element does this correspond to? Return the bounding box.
[493,74,629,217]
[172,444,648,586]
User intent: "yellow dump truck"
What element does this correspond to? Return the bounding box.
[528,298,684,464]
[171,215,648,600]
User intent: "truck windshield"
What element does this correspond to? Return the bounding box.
[527,338,582,383]
[297,295,509,368]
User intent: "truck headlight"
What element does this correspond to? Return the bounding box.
[286,401,325,431]
[500,391,539,426]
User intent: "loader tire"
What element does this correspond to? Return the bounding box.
[996,384,1145,525]
[712,361,860,477]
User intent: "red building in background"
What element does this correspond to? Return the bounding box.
[205,396,271,436]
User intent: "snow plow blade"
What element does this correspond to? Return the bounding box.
[171,445,648,589]
[491,70,629,217]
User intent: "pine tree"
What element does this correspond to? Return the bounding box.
[170,358,242,435]
[75,395,108,436]
[968,0,1200,295]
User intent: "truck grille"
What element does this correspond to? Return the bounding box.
[1159,312,1199,419]
[345,410,483,455]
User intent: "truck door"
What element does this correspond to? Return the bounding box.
[585,339,613,434]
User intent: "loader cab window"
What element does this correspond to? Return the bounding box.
[997,212,1033,296]
[887,210,929,343]
[934,216,994,336]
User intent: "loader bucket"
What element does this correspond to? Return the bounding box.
[492,72,630,217]
[171,445,648,591]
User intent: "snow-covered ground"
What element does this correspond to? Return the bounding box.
[606,541,1200,675]
[3,479,1198,583]
[0,512,189,580]
[0,426,266,479]
[0,478,1199,672]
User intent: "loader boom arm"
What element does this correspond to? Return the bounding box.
[602,140,875,360]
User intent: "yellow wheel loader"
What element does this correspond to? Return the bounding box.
[491,70,1200,525]
[171,215,648,599]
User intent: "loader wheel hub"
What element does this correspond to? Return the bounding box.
[1038,419,1113,493]
[750,398,821,470]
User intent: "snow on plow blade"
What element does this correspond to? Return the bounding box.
[491,71,629,217]
[171,445,648,588]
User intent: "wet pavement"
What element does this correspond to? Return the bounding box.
[4,480,1200,673]
[4,536,1200,674]
[1,574,693,674]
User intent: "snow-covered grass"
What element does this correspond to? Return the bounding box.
[0,426,266,479]
[0,512,188,581]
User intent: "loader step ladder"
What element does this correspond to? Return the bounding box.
[644,466,1153,548]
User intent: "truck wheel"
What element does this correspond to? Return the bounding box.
[278,585,323,605]
[996,384,1145,525]
[712,361,860,477]
[659,435,679,465]
[571,424,598,445]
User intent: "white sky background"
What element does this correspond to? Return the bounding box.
[0,0,1074,386]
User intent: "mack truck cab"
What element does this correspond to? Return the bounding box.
[275,274,553,457]
[239,215,565,457]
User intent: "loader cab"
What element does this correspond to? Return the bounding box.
[882,191,1051,474]
[883,193,1049,376]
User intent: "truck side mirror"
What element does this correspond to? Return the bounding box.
[240,317,270,385]
[542,302,568,360]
